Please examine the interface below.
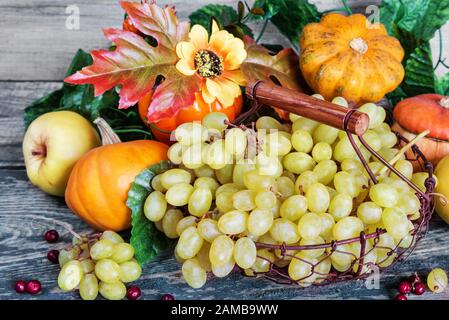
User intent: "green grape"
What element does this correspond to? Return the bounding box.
[288,253,317,283]
[193,166,214,179]
[289,113,301,122]
[381,176,409,193]
[313,160,337,185]
[411,172,438,192]
[81,259,95,274]
[341,159,363,173]
[188,188,213,217]
[283,152,316,174]
[369,183,398,208]
[357,201,382,224]
[352,245,377,274]
[395,221,415,249]
[182,143,206,169]
[58,248,80,267]
[233,162,256,189]
[256,116,285,131]
[329,193,353,221]
[162,208,184,239]
[312,142,332,162]
[176,226,204,259]
[382,207,409,240]
[197,218,222,242]
[327,187,338,200]
[216,183,239,196]
[292,117,319,134]
[255,191,277,209]
[252,249,275,273]
[313,124,339,145]
[362,130,382,152]
[396,191,421,216]
[332,96,348,107]
[205,139,233,170]
[291,130,314,153]
[160,168,191,189]
[379,131,398,149]
[375,148,399,163]
[333,216,364,240]
[232,190,256,211]
[165,183,194,206]
[280,195,308,221]
[368,161,384,175]
[297,212,322,240]
[270,218,300,244]
[270,199,281,219]
[215,164,234,184]
[300,237,325,258]
[391,159,413,180]
[314,256,332,284]
[176,216,197,237]
[175,122,208,146]
[167,142,184,165]
[233,237,257,269]
[194,177,219,196]
[196,242,212,272]
[256,152,283,177]
[209,235,234,267]
[359,103,384,129]
[293,170,318,195]
[111,243,135,263]
[95,259,121,284]
[248,208,274,236]
[216,191,236,213]
[373,122,391,134]
[281,170,296,182]
[150,174,166,193]
[90,239,115,260]
[333,136,359,163]
[218,210,248,235]
[119,260,142,283]
[225,128,247,155]
[202,112,229,133]
[182,258,207,288]
[99,281,126,300]
[329,244,358,266]
[348,168,368,189]
[318,213,335,238]
[58,260,84,291]
[79,274,98,300]
[274,176,295,199]
[373,232,396,267]
[263,131,292,156]
[427,268,448,293]
[306,183,330,213]
[144,191,167,222]
[212,257,235,278]
[244,170,275,191]
[334,171,360,197]
[100,231,124,244]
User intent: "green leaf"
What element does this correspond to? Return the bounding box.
[23,89,64,128]
[189,4,253,38]
[250,0,321,46]
[126,161,174,266]
[435,73,449,96]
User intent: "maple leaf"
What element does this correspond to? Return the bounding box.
[241,36,307,92]
[120,1,190,51]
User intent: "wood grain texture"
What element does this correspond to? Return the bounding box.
[1,0,447,80]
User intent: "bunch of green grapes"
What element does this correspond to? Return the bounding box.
[57,231,141,300]
[144,96,432,288]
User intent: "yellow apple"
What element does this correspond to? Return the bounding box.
[23,111,100,196]
[436,156,449,224]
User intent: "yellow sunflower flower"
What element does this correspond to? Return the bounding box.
[175,21,247,107]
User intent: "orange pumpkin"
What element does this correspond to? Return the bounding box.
[65,118,168,231]
[299,13,405,105]
[138,91,243,144]
[393,94,449,169]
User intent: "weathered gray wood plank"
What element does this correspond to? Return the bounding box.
[0,168,449,300]
[1,0,447,81]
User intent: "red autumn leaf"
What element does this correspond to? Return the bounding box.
[120,1,189,51]
[241,36,307,91]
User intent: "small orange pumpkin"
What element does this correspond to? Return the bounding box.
[392,94,449,169]
[299,13,405,105]
[138,91,243,144]
[65,118,168,231]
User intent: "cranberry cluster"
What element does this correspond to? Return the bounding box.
[395,274,426,300]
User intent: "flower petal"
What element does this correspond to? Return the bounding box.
[224,48,247,70]
[176,59,196,76]
[222,69,247,86]
[189,24,209,50]
[206,78,222,98]
[201,82,215,104]
[209,30,233,55]
[207,78,234,107]
[217,77,242,98]
[176,42,196,61]
[221,38,245,59]
[211,20,220,34]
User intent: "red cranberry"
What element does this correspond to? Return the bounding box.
[161,293,175,300]
[395,294,408,300]
[14,280,26,293]
[413,282,426,295]
[398,281,412,294]
[44,230,59,243]
[47,250,60,264]
[408,273,421,285]
[127,286,141,300]
[26,280,42,295]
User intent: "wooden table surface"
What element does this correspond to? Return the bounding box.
[1,0,449,300]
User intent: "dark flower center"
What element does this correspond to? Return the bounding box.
[194,50,223,78]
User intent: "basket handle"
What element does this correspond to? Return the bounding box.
[246,80,370,136]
